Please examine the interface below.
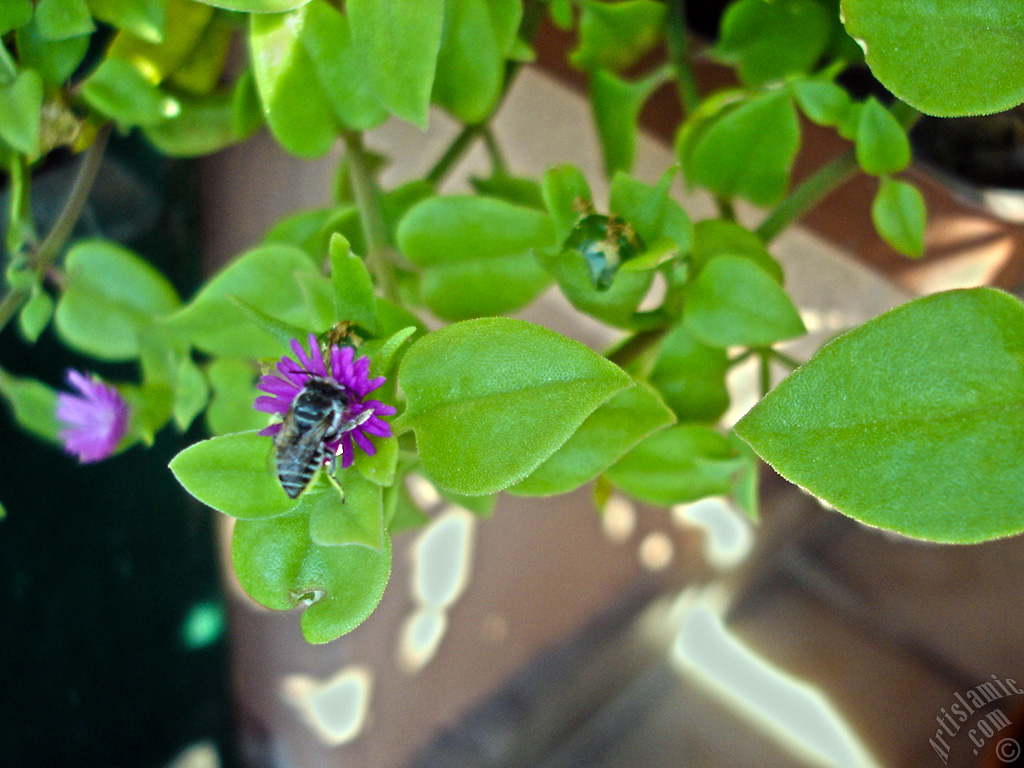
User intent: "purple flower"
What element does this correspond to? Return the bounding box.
[55,370,130,464]
[254,334,396,469]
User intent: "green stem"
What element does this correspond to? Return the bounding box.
[755,149,858,242]
[666,0,700,117]
[758,350,772,397]
[607,326,669,366]
[0,124,111,334]
[5,153,35,253]
[768,347,802,370]
[756,102,922,243]
[425,125,480,187]
[343,132,397,302]
[727,348,755,368]
[481,127,508,175]
[715,195,736,222]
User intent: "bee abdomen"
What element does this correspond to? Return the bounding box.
[278,456,322,498]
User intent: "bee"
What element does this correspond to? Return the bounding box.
[274,374,371,498]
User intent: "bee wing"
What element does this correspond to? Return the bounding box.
[274,413,333,496]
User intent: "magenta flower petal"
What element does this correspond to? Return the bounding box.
[55,370,130,464]
[255,336,396,473]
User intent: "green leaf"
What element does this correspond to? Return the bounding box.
[398,317,633,495]
[683,89,801,206]
[365,326,417,377]
[205,358,266,435]
[683,255,805,348]
[121,379,173,445]
[249,5,337,157]
[433,0,521,124]
[173,355,209,431]
[87,0,165,43]
[855,97,910,175]
[691,219,783,282]
[570,0,666,72]
[735,288,1024,543]
[167,244,319,357]
[16,20,90,86]
[872,177,926,257]
[142,90,244,157]
[840,0,1024,117]
[397,195,555,321]
[510,382,675,496]
[608,168,677,246]
[837,100,864,141]
[294,271,334,332]
[716,0,831,86]
[104,0,212,82]
[606,424,742,505]
[305,472,385,550]
[55,239,181,360]
[537,245,653,328]
[18,287,54,343]
[232,509,391,644]
[168,12,234,93]
[384,480,430,534]
[0,370,59,442]
[0,71,42,156]
[347,0,445,128]
[80,59,179,126]
[36,0,94,39]
[354,435,398,487]
[299,0,388,131]
[470,173,546,210]
[0,0,32,35]
[192,0,311,11]
[231,67,264,137]
[330,233,378,333]
[169,430,299,518]
[264,206,339,257]
[792,78,851,127]
[649,322,730,422]
[542,164,592,244]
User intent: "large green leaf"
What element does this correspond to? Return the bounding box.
[347,0,444,127]
[570,0,666,72]
[304,471,385,551]
[716,0,831,86]
[397,195,554,321]
[232,510,391,643]
[16,19,90,86]
[606,424,742,505]
[398,318,633,495]
[0,370,59,442]
[433,0,521,123]
[683,256,805,348]
[682,89,801,206]
[80,58,180,126]
[55,239,180,360]
[87,0,165,42]
[735,288,1024,543]
[509,383,674,496]
[840,0,1024,117]
[36,0,94,39]
[0,0,32,35]
[169,430,299,519]
[205,358,266,435]
[166,244,319,357]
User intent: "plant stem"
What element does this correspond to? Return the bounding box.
[0,124,111,334]
[727,348,755,368]
[666,0,700,117]
[768,347,802,369]
[755,149,858,242]
[425,125,480,187]
[481,127,508,175]
[607,326,668,366]
[343,132,398,302]
[755,102,922,243]
[758,350,772,396]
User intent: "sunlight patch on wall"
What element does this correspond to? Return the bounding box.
[281,666,373,747]
[672,497,753,569]
[672,600,880,768]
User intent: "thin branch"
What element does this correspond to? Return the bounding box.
[343,132,397,302]
[666,0,700,117]
[0,124,111,333]
[425,125,480,188]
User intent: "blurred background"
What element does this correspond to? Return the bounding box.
[4,5,1024,768]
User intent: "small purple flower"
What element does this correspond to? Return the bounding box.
[254,334,396,469]
[55,370,130,464]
